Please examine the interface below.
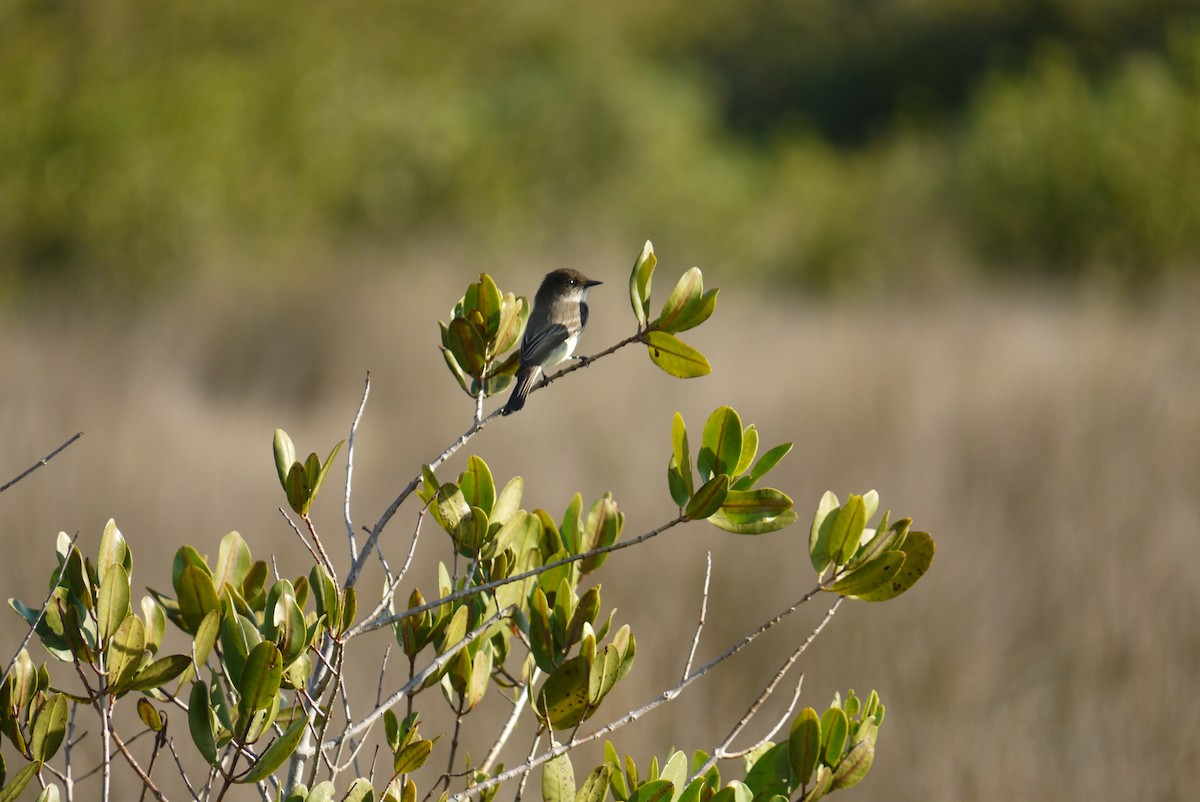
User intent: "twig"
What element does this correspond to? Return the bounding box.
[512,731,543,802]
[4,532,79,681]
[166,737,202,802]
[327,606,515,748]
[64,701,77,802]
[480,671,538,774]
[353,508,429,638]
[303,513,338,585]
[450,584,826,801]
[278,509,323,569]
[693,597,843,776]
[110,727,170,802]
[720,675,805,760]
[682,552,712,680]
[344,372,371,560]
[0,431,83,493]
[353,514,688,637]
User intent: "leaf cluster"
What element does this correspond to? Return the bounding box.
[440,274,530,397]
[809,491,935,601]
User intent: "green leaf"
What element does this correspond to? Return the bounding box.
[449,316,487,378]
[820,707,849,766]
[441,346,473,395]
[30,693,68,762]
[478,273,504,342]
[851,531,935,601]
[685,475,730,520]
[535,654,592,730]
[627,780,674,802]
[341,778,375,802]
[670,412,694,500]
[581,494,622,574]
[460,456,497,517]
[808,492,840,574]
[667,461,690,509]
[127,654,192,692]
[576,764,613,802]
[665,287,718,334]
[829,495,867,568]
[188,681,219,765]
[491,475,524,527]
[643,331,711,378]
[177,565,220,634]
[214,531,252,593]
[707,488,796,535]
[238,642,283,717]
[825,551,906,597]
[137,698,164,731]
[829,738,874,790]
[273,429,297,490]
[308,781,337,802]
[192,608,221,670]
[141,595,166,654]
[239,713,309,784]
[97,519,131,586]
[655,267,703,333]
[542,752,576,802]
[466,648,492,711]
[494,293,529,357]
[659,751,688,800]
[310,440,344,507]
[0,761,40,802]
[742,742,790,799]
[733,426,758,478]
[96,565,130,645]
[629,240,656,327]
[698,407,742,482]
[731,443,793,491]
[789,707,822,786]
[106,615,146,691]
[393,738,434,774]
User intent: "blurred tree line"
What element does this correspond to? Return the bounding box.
[2,0,1198,301]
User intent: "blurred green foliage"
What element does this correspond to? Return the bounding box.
[1,0,1198,300]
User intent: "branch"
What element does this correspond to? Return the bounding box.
[343,372,371,580]
[682,552,713,681]
[326,606,514,748]
[692,597,842,777]
[451,584,827,801]
[0,431,83,493]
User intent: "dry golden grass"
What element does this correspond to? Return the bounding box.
[3,256,1198,800]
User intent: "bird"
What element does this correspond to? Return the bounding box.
[502,268,602,415]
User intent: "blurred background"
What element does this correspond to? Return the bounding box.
[3,0,1200,799]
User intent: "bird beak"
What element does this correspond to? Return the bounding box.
[586,279,603,287]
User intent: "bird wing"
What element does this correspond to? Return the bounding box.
[520,322,572,368]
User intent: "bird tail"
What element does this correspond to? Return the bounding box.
[502,366,540,415]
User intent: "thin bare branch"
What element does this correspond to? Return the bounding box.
[682,551,713,681]
[450,584,826,801]
[0,431,83,493]
[327,606,515,748]
[278,508,323,569]
[166,737,202,802]
[693,597,843,778]
[344,371,371,561]
[480,671,538,774]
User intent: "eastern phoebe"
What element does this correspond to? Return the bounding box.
[502,268,602,415]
